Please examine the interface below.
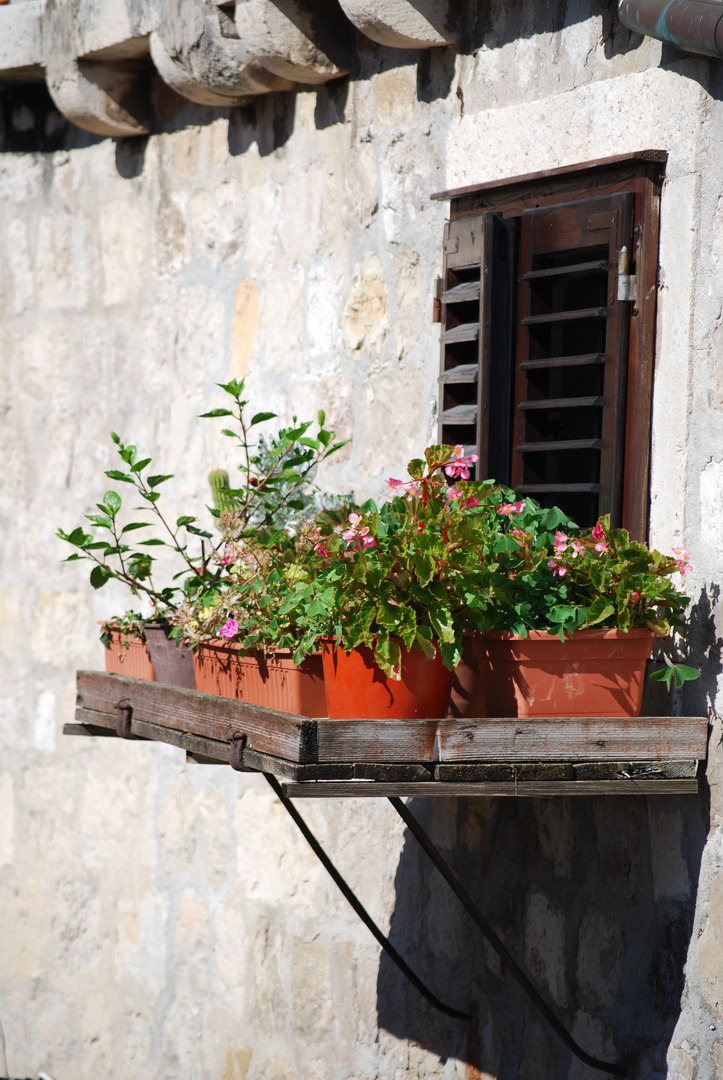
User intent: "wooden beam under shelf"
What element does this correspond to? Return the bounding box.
[280,779,700,798]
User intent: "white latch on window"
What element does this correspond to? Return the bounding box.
[617,245,637,302]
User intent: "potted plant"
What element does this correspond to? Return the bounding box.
[274,444,502,719]
[452,497,696,718]
[100,611,156,681]
[58,378,347,700]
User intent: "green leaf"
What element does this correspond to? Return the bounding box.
[582,597,615,628]
[103,491,121,515]
[121,522,150,533]
[110,431,121,444]
[176,516,196,528]
[199,408,234,418]
[104,470,134,484]
[148,474,173,488]
[90,565,111,589]
[138,539,166,546]
[130,457,152,473]
[250,411,277,426]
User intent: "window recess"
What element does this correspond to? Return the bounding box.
[435,151,665,537]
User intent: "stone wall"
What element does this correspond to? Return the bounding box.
[2,2,723,1077]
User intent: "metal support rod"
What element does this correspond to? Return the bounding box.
[263,774,469,1021]
[388,797,627,1078]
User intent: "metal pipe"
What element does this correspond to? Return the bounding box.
[619,0,723,58]
[263,774,470,1022]
[388,797,627,1077]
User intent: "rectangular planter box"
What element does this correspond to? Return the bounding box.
[104,630,156,681]
[194,641,327,719]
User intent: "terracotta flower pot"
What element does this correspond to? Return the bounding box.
[104,629,156,681]
[452,629,654,718]
[193,641,327,718]
[144,621,196,689]
[321,640,453,720]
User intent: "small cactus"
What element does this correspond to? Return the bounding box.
[208,469,236,515]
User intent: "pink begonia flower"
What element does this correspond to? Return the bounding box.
[453,444,465,459]
[591,522,605,542]
[499,501,526,517]
[445,461,471,480]
[465,496,480,510]
[341,529,357,541]
[314,542,330,558]
[594,540,609,554]
[632,591,640,601]
[348,512,362,526]
[219,618,239,640]
[570,540,585,558]
[468,454,479,464]
[511,528,526,538]
[445,486,463,500]
[387,478,405,491]
[362,536,375,548]
[553,530,569,554]
[674,547,692,575]
[548,560,567,577]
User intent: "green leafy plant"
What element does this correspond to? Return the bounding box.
[649,655,701,690]
[58,379,348,633]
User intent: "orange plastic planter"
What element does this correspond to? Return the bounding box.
[193,641,327,718]
[455,629,654,718]
[104,630,156,681]
[321,641,453,719]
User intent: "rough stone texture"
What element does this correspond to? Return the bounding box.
[1,2,723,1078]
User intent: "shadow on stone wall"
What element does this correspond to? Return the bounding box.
[377,791,709,1078]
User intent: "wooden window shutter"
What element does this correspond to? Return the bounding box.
[511,193,635,527]
[438,213,515,480]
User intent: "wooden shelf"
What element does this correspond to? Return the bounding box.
[68,671,709,798]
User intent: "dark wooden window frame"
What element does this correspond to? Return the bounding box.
[433,150,666,540]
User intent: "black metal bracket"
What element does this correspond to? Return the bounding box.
[264,774,626,1077]
[115,699,136,740]
[263,773,469,1021]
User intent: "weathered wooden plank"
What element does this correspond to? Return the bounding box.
[313,719,439,764]
[436,716,709,763]
[76,671,317,762]
[186,752,231,765]
[435,762,575,782]
[281,779,700,799]
[242,747,354,781]
[64,721,120,738]
[573,760,698,780]
[353,763,434,782]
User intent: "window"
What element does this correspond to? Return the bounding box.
[434,152,665,538]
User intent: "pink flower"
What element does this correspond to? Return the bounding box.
[452,444,465,459]
[341,529,357,541]
[591,522,605,542]
[348,513,362,527]
[553,530,569,554]
[219,618,239,640]
[445,486,463,500]
[387,478,405,492]
[499,501,526,517]
[362,536,375,548]
[570,540,585,559]
[464,496,480,510]
[406,481,422,497]
[445,461,471,480]
[314,542,330,558]
[594,540,609,554]
[511,528,526,538]
[548,560,567,578]
[467,454,479,464]
[632,591,640,601]
[674,547,692,575]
